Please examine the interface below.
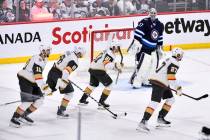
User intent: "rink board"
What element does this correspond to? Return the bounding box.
[0,11,210,64]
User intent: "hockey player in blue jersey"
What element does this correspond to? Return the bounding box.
[129,8,164,88]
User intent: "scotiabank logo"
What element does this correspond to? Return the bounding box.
[52,24,132,45]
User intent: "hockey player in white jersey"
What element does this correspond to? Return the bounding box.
[47,46,86,118]
[136,48,184,132]
[10,45,52,128]
[78,40,123,109]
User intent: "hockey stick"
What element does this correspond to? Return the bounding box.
[149,82,209,101]
[70,81,127,119]
[127,21,135,52]
[0,100,20,106]
[0,86,54,107]
[170,88,209,101]
[115,46,124,84]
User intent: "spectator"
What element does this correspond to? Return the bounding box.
[60,0,74,18]
[18,0,30,21]
[47,0,61,19]
[138,0,150,13]
[132,0,141,11]
[31,0,52,21]
[103,0,120,16]
[117,0,136,15]
[74,0,89,18]
[0,0,15,23]
[90,0,110,16]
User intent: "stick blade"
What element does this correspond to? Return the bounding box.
[197,94,209,100]
[201,94,208,98]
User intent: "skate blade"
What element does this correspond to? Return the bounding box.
[9,122,21,128]
[78,103,88,106]
[57,115,70,119]
[156,124,171,128]
[199,131,210,140]
[136,126,150,133]
[19,119,34,126]
[97,106,110,110]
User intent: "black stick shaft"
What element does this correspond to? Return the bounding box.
[70,81,118,117]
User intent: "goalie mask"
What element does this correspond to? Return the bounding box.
[148,8,157,21]
[172,47,184,61]
[74,46,86,58]
[39,45,52,58]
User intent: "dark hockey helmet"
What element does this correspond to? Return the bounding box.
[172,47,184,61]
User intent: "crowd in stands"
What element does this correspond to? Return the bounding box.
[0,0,209,23]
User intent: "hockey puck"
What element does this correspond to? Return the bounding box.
[125,112,127,116]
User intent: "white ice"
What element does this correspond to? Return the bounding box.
[0,49,210,140]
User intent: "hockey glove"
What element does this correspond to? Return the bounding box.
[56,78,69,90]
[115,62,123,73]
[176,86,182,96]
[41,84,52,96]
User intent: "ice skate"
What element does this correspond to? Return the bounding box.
[78,99,89,106]
[57,106,69,119]
[19,115,34,125]
[78,94,89,106]
[9,117,21,128]
[200,126,210,140]
[156,117,171,128]
[98,101,110,110]
[136,120,150,133]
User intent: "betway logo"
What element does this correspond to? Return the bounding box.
[165,18,210,36]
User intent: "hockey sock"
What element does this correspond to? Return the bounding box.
[24,104,37,116]
[158,103,171,118]
[142,107,154,121]
[80,93,89,101]
[99,89,111,103]
[12,112,21,119]
[80,87,93,101]
[15,106,25,116]
[60,98,69,111]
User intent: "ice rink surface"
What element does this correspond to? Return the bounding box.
[0,49,210,140]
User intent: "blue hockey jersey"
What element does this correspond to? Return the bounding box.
[134,17,164,50]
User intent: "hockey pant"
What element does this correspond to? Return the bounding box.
[133,51,158,88]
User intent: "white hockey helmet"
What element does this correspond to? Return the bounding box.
[172,47,184,61]
[39,45,52,58]
[74,46,86,58]
[110,40,121,52]
[148,8,157,21]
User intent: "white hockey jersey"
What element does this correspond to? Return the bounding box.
[150,56,180,87]
[18,55,47,84]
[90,49,116,71]
[54,51,78,73]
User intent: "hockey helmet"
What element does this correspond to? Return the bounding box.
[74,46,86,58]
[110,40,121,52]
[148,8,157,21]
[39,45,52,58]
[172,47,184,61]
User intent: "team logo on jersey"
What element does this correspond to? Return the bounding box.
[150,29,159,40]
